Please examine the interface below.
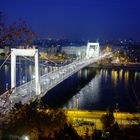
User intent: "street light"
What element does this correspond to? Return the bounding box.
[21,135,29,140]
[76,97,79,121]
[24,136,29,140]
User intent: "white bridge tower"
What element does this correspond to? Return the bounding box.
[86,42,100,58]
[11,48,41,95]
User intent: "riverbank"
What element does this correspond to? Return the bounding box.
[65,110,140,128]
[88,63,140,70]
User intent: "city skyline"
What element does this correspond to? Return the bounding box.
[1,0,140,40]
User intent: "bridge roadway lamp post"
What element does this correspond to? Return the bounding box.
[11,48,41,95]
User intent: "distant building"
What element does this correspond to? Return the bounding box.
[61,45,86,58]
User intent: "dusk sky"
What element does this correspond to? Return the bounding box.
[1,0,140,40]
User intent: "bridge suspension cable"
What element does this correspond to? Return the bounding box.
[0,53,11,70]
[22,56,47,67]
[45,57,63,67]
[22,55,65,69]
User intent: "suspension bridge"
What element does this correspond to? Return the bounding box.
[0,42,113,113]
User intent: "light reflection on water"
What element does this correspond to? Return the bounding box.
[65,72,101,109]
[64,68,140,112]
[119,69,123,81]
[124,71,129,86]
[111,70,118,86]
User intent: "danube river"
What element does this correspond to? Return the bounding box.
[44,67,140,113]
[0,61,140,112]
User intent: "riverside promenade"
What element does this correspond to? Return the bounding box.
[65,110,140,130]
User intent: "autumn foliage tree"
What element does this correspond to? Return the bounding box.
[0,12,36,48]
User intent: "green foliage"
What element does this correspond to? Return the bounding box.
[53,123,82,140]
[100,109,121,140]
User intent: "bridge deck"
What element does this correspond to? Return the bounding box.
[11,57,100,104]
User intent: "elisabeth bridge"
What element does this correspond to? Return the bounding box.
[0,42,112,113]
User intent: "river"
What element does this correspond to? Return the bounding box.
[43,67,140,113]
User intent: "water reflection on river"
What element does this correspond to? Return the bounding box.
[63,68,140,112]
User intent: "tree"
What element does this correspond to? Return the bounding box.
[100,109,116,131]
[100,109,120,140]
[1,100,81,139]
[1,100,67,139]
[0,11,36,48]
[54,123,82,140]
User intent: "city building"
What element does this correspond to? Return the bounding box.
[61,45,86,59]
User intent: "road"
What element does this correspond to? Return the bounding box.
[65,110,140,130]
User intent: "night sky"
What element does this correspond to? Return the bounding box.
[1,0,140,40]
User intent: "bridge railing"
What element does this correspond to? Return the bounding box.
[5,78,38,105]
[39,57,98,96]
[0,90,11,111]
